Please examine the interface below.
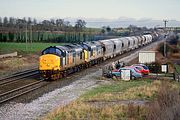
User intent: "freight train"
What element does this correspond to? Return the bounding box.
[39,33,158,80]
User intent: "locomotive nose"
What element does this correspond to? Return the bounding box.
[39,54,60,70]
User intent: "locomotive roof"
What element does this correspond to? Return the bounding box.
[64,44,83,52]
[56,46,70,51]
[82,42,96,49]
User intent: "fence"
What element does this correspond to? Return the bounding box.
[0,52,18,59]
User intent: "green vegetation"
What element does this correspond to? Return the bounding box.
[177,44,180,49]
[81,80,158,102]
[0,32,96,43]
[174,64,180,73]
[0,42,63,54]
[44,80,180,120]
[44,79,165,120]
[81,79,153,100]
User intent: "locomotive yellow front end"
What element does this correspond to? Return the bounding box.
[39,54,61,80]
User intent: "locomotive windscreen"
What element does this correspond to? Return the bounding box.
[42,47,62,56]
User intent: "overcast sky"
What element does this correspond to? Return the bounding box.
[0,0,180,20]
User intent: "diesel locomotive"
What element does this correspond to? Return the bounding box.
[39,34,158,80]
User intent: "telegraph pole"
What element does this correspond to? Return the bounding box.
[163,20,168,28]
[30,25,32,50]
[26,23,28,51]
[163,20,168,57]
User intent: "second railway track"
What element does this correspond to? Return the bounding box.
[0,80,48,104]
[0,68,39,86]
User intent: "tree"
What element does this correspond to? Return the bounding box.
[101,29,105,34]
[75,19,86,31]
[128,25,138,35]
[64,21,70,26]
[16,18,26,28]
[3,17,8,27]
[56,19,64,27]
[9,17,16,26]
[50,19,55,26]
[23,17,27,24]
[106,26,111,32]
[28,17,32,25]
[168,35,179,45]
[0,17,2,26]
[33,18,37,25]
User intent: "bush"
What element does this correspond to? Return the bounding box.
[168,35,179,45]
[146,81,180,120]
[146,62,161,73]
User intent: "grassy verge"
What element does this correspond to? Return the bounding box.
[174,64,180,73]
[44,79,170,120]
[81,79,156,101]
[44,79,180,120]
[0,42,64,54]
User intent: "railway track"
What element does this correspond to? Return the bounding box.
[0,68,39,86]
[0,80,47,104]
[0,39,163,105]
[0,68,46,104]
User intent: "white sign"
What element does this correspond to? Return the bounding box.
[161,64,168,73]
[139,51,156,63]
[121,69,131,81]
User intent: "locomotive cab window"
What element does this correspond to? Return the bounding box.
[42,47,62,56]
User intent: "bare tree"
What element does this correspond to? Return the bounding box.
[3,17,9,27]
[28,17,32,25]
[33,18,37,25]
[75,19,86,31]
[0,17,2,26]
[9,17,16,27]
[56,19,64,27]
[50,19,55,26]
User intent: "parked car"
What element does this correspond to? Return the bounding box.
[111,67,142,79]
[131,64,150,75]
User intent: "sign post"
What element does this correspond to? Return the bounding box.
[161,64,168,76]
[161,64,168,73]
[121,69,131,81]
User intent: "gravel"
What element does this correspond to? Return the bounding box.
[0,71,104,120]
[0,40,163,120]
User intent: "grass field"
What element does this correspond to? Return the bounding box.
[0,42,64,54]
[44,79,167,120]
[44,79,180,120]
[81,79,154,101]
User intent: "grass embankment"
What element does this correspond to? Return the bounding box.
[43,79,180,120]
[81,79,156,101]
[0,42,64,54]
[174,64,180,73]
